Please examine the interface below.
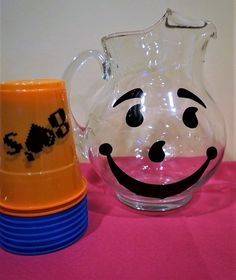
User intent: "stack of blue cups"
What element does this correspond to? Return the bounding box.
[0,197,88,255]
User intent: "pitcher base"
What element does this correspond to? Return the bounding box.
[116,192,192,211]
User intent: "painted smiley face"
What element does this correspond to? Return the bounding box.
[99,88,218,199]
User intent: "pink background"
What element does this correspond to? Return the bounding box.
[1,162,235,280]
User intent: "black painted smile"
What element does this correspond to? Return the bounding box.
[99,143,217,199]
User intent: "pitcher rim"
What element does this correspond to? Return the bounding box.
[101,8,216,45]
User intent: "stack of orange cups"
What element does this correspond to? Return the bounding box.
[0,80,87,255]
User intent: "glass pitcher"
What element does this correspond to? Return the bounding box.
[63,9,226,211]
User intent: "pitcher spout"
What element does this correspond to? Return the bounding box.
[162,9,217,64]
[163,8,217,38]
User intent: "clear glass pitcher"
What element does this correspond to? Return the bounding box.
[63,9,226,211]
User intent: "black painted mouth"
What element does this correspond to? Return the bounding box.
[99,143,217,199]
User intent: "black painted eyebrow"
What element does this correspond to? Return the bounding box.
[113,88,143,108]
[177,88,206,108]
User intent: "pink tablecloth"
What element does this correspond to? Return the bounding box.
[1,161,235,280]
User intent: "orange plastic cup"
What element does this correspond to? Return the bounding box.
[0,80,86,217]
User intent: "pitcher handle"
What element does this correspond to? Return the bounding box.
[63,50,110,158]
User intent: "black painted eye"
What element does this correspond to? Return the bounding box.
[182,107,199,128]
[126,104,144,127]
